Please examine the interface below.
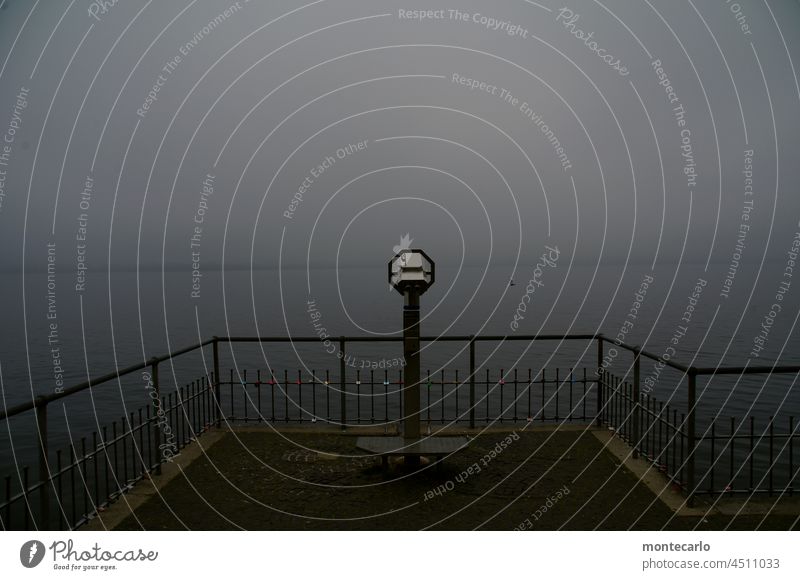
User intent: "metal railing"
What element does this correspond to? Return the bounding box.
[595,338,800,502]
[217,366,595,426]
[1,377,215,530]
[1,333,798,530]
[599,370,688,489]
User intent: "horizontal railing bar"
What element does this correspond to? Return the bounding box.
[694,488,796,495]
[694,366,800,375]
[151,338,217,365]
[222,334,600,342]
[0,487,38,511]
[0,338,215,421]
[601,339,692,373]
[696,433,798,440]
[223,334,690,374]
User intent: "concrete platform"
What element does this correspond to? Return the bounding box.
[88,426,800,530]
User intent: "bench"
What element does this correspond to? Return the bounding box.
[355,436,470,469]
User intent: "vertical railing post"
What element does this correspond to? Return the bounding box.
[339,337,346,431]
[632,348,641,459]
[35,396,49,530]
[687,369,697,506]
[469,335,475,429]
[212,337,221,427]
[596,336,604,427]
[150,358,162,475]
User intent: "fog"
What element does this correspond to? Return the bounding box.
[0,0,797,277]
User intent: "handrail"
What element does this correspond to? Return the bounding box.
[694,365,800,375]
[222,333,600,342]
[0,337,216,421]
[224,333,693,373]
[596,335,692,374]
[3,332,798,424]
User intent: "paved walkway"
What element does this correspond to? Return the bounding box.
[88,426,800,530]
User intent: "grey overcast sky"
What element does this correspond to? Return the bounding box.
[0,0,799,272]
